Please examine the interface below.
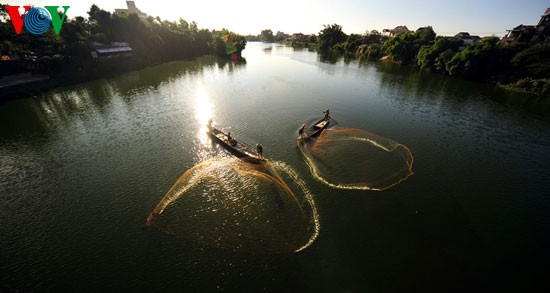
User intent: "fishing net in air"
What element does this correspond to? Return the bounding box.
[145,158,319,254]
[297,127,414,190]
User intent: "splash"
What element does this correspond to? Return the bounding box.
[145,158,319,254]
[298,127,414,191]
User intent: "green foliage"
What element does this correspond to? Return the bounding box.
[417,36,462,71]
[506,78,550,96]
[511,44,550,78]
[381,32,417,64]
[363,32,383,45]
[0,3,244,72]
[259,29,274,42]
[211,29,246,57]
[415,26,436,45]
[317,24,347,51]
[382,27,436,64]
[445,36,508,78]
[434,49,456,73]
[356,44,383,60]
[341,34,364,54]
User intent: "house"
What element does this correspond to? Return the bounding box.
[503,25,536,43]
[388,26,410,37]
[454,32,481,46]
[90,42,133,59]
[454,32,470,39]
[284,33,316,47]
[533,12,550,43]
[502,7,550,44]
[115,1,146,18]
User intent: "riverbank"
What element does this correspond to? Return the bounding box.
[0,3,247,102]
[0,53,248,102]
[0,58,153,101]
[288,23,550,98]
[499,78,550,97]
[374,54,550,97]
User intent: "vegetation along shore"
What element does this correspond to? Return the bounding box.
[0,4,246,100]
[248,10,550,97]
[1,3,549,99]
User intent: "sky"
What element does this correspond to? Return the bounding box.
[4,0,550,36]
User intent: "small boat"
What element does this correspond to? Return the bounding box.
[298,118,331,139]
[208,126,265,162]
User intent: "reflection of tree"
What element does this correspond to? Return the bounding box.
[374,61,548,113]
[318,51,342,64]
[0,55,250,146]
[107,56,245,96]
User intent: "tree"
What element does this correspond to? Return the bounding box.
[511,44,550,78]
[259,29,274,43]
[341,34,364,54]
[317,24,347,51]
[274,31,288,42]
[445,36,506,78]
[417,36,462,72]
[382,32,417,63]
[382,26,438,64]
[415,26,436,45]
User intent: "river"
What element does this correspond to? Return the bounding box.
[1,42,549,292]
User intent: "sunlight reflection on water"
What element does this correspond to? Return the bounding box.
[145,157,319,254]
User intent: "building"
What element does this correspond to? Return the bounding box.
[454,32,481,46]
[115,1,146,18]
[387,26,410,37]
[533,12,550,43]
[90,42,133,60]
[502,7,550,44]
[502,25,536,43]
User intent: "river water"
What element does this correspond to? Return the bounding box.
[1,42,549,292]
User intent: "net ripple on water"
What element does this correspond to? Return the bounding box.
[298,127,414,190]
[145,158,319,254]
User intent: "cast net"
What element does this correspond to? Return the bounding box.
[297,127,414,190]
[145,158,319,254]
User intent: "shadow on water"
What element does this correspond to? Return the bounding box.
[144,157,319,254]
[108,56,246,98]
[318,51,342,64]
[373,61,550,116]
[0,56,246,144]
[46,55,245,100]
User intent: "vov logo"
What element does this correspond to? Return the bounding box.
[5,5,70,35]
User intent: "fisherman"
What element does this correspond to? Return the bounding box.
[298,124,307,138]
[227,132,237,146]
[207,119,213,130]
[323,108,330,120]
[256,143,263,158]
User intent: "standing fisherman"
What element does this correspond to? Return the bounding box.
[323,108,330,120]
[256,143,263,158]
[298,124,307,139]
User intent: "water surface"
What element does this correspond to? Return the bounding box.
[1,42,549,292]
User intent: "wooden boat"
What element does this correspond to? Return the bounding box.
[298,117,331,139]
[208,126,265,162]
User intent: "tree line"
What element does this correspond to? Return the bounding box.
[318,24,550,96]
[254,24,549,96]
[0,4,246,78]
